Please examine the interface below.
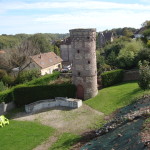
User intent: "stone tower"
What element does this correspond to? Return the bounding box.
[69,28,98,100]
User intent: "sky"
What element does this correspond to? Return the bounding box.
[0,0,150,34]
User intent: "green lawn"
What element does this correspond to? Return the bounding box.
[49,133,80,150]
[85,82,150,115]
[0,120,55,150]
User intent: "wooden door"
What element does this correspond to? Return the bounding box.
[76,84,84,100]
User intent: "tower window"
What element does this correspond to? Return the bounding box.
[78,72,80,76]
[77,50,80,53]
[88,60,90,64]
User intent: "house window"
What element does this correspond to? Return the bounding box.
[78,72,80,76]
[88,60,90,64]
[77,50,80,53]
[87,36,90,39]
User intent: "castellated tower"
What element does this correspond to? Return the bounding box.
[69,28,98,100]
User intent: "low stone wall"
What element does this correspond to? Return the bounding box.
[0,101,16,115]
[123,70,139,82]
[25,97,82,113]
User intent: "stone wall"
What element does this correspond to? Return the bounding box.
[70,28,98,100]
[0,101,16,115]
[60,44,72,62]
[25,97,82,113]
[123,70,139,82]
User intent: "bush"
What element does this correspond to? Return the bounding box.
[0,89,14,103]
[0,69,7,80]
[2,75,15,87]
[0,81,7,92]
[0,72,61,104]
[26,72,60,85]
[138,61,150,90]
[15,69,41,84]
[101,69,124,87]
[13,83,76,106]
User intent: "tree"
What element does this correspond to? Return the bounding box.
[0,39,40,73]
[117,40,144,69]
[138,60,150,90]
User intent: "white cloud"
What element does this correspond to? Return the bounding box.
[1,1,150,10]
[0,0,150,34]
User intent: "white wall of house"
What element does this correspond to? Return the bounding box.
[41,63,62,75]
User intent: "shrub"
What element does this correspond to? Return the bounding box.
[0,69,7,80]
[15,69,41,84]
[101,69,124,87]
[0,89,14,103]
[2,75,15,87]
[0,81,7,92]
[13,83,76,106]
[138,61,150,90]
[26,72,60,85]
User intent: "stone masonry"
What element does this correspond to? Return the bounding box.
[69,28,98,100]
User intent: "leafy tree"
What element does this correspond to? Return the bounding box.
[137,48,150,62]
[117,40,144,69]
[138,60,150,90]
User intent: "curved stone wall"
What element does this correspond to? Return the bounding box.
[25,97,82,113]
[70,28,98,100]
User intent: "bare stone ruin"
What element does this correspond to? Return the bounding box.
[70,28,98,100]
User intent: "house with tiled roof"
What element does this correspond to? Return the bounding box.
[24,52,62,75]
[134,27,145,39]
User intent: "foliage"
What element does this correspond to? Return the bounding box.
[147,40,150,48]
[2,74,15,87]
[15,69,41,84]
[85,82,150,115]
[0,35,20,49]
[13,83,76,106]
[138,61,150,90]
[137,48,150,62]
[0,72,60,103]
[26,72,60,85]
[0,89,13,103]
[101,69,124,87]
[0,81,7,92]
[0,120,55,150]
[49,133,80,150]
[0,69,7,80]
[117,40,144,69]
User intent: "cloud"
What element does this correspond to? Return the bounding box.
[0,0,150,34]
[1,0,150,10]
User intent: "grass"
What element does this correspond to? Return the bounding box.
[85,81,150,115]
[0,120,55,150]
[49,133,81,150]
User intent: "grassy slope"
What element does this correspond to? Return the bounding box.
[85,82,150,115]
[49,133,80,150]
[0,120,55,150]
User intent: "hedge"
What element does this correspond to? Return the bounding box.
[0,89,14,103]
[13,83,76,107]
[101,69,124,87]
[0,72,60,104]
[26,72,60,86]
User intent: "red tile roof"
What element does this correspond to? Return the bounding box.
[30,52,62,69]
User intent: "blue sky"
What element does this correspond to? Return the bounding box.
[0,0,150,34]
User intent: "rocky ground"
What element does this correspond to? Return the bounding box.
[79,95,150,150]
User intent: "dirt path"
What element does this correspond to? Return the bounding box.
[33,133,58,150]
[13,104,103,134]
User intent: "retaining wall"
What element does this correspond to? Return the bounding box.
[0,101,16,115]
[25,97,82,113]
